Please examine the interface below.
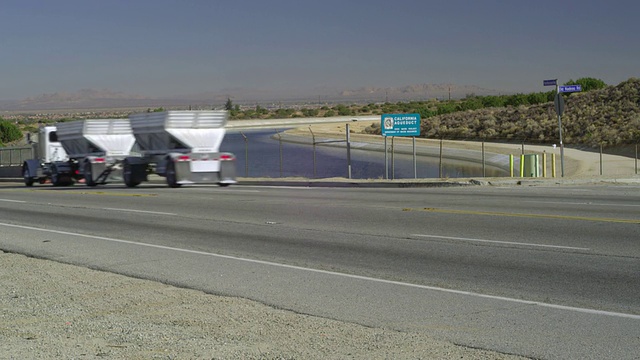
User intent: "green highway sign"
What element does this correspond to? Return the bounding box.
[381,113,421,137]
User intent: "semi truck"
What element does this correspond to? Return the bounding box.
[22,119,136,187]
[122,110,236,188]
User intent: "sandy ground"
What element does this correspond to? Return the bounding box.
[1,120,636,359]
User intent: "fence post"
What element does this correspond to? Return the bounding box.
[346,124,351,179]
[636,144,638,175]
[274,130,282,177]
[240,132,248,177]
[439,138,443,178]
[600,144,603,176]
[482,140,485,177]
[309,127,316,178]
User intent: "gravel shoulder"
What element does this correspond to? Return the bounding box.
[0,251,529,359]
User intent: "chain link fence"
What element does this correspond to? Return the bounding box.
[1,135,638,179]
[0,146,33,167]
[225,129,640,179]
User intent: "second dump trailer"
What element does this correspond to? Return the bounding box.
[123,110,237,188]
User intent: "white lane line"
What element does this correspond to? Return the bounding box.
[526,200,640,208]
[190,186,261,192]
[2,222,636,320]
[411,234,590,251]
[0,199,27,203]
[103,208,177,216]
[237,185,314,190]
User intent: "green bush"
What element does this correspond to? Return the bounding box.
[0,120,23,144]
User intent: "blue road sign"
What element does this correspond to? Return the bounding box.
[543,79,557,86]
[559,85,582,93]
[381,113,421,137]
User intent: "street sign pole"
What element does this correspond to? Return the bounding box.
[555,85,565,177]
[545,78,566,177]
[558,112,564,177]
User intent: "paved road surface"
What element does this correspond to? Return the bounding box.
[1,182,638,359]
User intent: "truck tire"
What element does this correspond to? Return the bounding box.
[165,160,181,188]
[123,160,140,188]
[23,165,34,187]
[84,162,97,187]
[51,165,72,187]
[51,166,61,186]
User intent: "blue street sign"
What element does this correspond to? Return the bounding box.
[543,79,557,86]
[381,113,421,137]
[559,85,582,93]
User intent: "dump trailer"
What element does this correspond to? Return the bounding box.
[22,119,136,187]
[123,110,236,188]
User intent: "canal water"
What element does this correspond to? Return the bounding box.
[221,130,507,179]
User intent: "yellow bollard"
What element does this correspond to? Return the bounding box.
[551,154,556,178]
[520,154,525,177]
[509,154,514,177]
[542,152,547,177]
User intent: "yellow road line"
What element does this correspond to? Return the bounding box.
[24,190,157,197]
[409,207,640,224]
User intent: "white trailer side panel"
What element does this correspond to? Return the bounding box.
[56,119,135,158]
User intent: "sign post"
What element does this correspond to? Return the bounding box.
[545,79,582,177]
[554,92,565,177]
[381,113,421,179]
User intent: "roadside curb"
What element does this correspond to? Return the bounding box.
[235,179,477,188]
[2,176,639,187]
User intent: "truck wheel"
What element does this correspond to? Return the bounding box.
[123,161,140,188]
[84,162,97,187]
[23,166,34,187]
[51,168,61,187]
[166,160,181,188]
[50,165,71,186]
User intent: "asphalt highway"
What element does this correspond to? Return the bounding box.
[0,182,639,359]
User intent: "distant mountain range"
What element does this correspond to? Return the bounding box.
[0,84,505,112]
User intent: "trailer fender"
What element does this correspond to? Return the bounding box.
[218,152,237,184]
[83,157,107,183]
[166,153,190,182]
[123,157,148,183]
[23,159,40,186]
[23,159,41,178]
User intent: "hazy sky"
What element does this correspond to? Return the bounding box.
[1,0,638,100]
